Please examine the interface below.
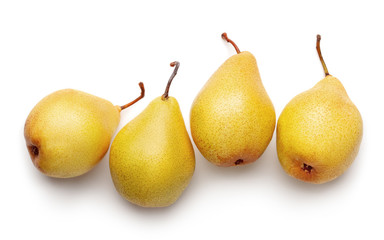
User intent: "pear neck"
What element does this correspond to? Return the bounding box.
[316,75,345,91]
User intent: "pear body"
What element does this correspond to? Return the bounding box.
[24,89,120,178]
[276,76,363,184]
[109,97,195,207]
[190,51,275,166]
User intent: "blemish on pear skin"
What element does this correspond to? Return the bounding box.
[301,163,313,173]
[27,144,39,160]
[235,159,244,165]
[31,145,39,156]
[27,144,45,173]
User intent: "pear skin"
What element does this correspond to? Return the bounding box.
[276,35,363,184]
[109,62,195,207]
[24,84,145,178]
[190,33,276,167]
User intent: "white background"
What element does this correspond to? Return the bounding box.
[1,0,383,239]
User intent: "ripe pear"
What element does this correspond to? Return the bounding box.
[276,35,363,184]
[24,83,145,178]
[109,62,195,207]
[190,33,276,167]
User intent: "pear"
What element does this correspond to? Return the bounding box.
[109,62,195,208]
[276,35,363,184]
[24,83,145,178]
[190,33,276,167]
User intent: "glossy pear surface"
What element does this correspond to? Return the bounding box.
[277,75,363,184]
[190,51,276,166]
[109,97,195,207]
[24,89,120,178]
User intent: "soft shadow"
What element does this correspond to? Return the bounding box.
[25,146,112,195]
[44,158,108,186]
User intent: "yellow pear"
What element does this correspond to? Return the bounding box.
[190,33,276,167]
[24,83,145,178]
[276,35,363,184]
[109,62,195,207]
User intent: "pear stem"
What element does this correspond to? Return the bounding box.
[221,32,241,54]
[120,82,145,110]
[316,34,330,77]
[162,61,180,100]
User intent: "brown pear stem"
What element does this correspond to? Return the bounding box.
[316,34,330,76]
[162,61,180,100]
[221,32,241,54]
[120,82,145,110]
